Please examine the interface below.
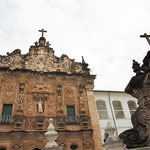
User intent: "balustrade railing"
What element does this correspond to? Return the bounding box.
[0,115,13,125]
[66,116,80,125]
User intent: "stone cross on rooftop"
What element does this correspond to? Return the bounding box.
[39,29,47,37]
[140,33,150,45]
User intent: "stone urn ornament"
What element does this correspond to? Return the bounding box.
[45,118,58,148]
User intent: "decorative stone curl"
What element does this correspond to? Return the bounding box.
[119,108,148,149]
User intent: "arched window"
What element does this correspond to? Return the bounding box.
[128,100,137,115]
[96,100,108,119]
[112,101,125,119]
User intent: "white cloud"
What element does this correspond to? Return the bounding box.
[0,0,150,91]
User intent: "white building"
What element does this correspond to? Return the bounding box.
[94,90,137,141]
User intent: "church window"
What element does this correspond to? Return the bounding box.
[112,101,125,119]
[128,100,137,115]
[96,100,108,119]
[0,104,13,124]
[67,106,75,117]
[66,106,79,125]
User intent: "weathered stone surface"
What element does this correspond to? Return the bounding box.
[0,36,90,75]
[0,30,102,150]
[120,34,150,149]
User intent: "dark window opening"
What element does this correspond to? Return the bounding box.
[66,106,79,125]
[0,104,13,125]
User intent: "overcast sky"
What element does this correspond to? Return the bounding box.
[0,0,150,91]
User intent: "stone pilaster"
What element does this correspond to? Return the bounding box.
[85,79,103,150]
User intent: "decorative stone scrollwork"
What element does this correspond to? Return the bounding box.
[64,87,76,104]
[25,95,34,115]
[144,100,150,110]
[25,117,37,130]
[12,144,22,150]
[0,35,90,75]
[83,141,91,149]
[119,107,148,149]
[47,95,56,115]
[2,82,17,103]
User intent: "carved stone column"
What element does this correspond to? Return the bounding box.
[56,84,65,129]
[16,82,25,112]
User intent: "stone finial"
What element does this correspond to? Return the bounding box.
[104,122,118,142]
[103,122,126,150]
[45,118,58,148]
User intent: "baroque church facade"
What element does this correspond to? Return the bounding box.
[0,30,102,150]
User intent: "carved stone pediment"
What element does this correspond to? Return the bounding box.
[0,34,90,75]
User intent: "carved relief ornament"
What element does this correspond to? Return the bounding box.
[16,82,25,112]
[0,32,90,75]
[78,84,87,114]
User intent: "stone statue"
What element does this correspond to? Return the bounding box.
[37,99,43,113]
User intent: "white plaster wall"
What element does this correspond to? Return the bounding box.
[94,90,138,142]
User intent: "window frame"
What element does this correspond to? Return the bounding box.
[112,100,125,119]
[96,100,109,120]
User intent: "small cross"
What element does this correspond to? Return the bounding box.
[34,41,38,46]
[140,33,150,46]
[46,41,51,48]
[38,29,47,37]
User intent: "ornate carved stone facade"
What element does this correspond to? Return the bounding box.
[0,30,102,150]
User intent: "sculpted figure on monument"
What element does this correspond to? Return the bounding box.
[119,33,150,149]
[37,99,44,113]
